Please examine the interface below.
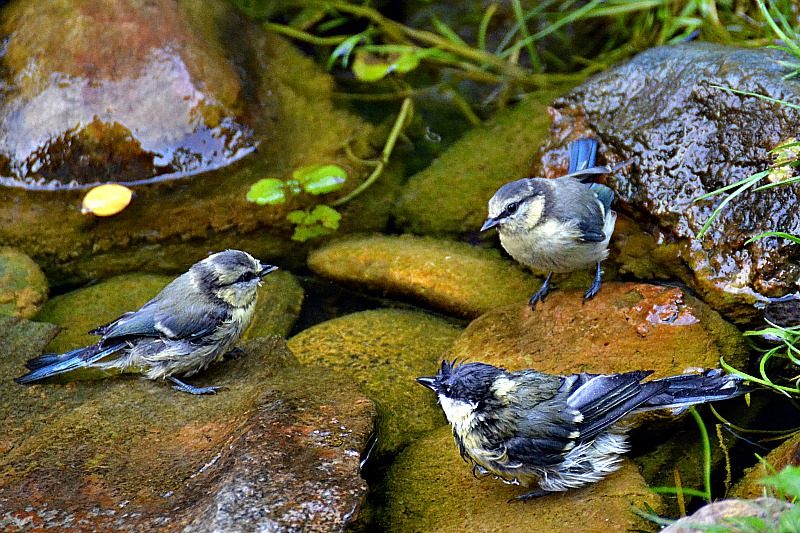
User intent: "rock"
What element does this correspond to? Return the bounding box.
[0,0,396,286]
[374,425,662,532]
[446,282,748,378]
[287,309,463,455]
[538,43,800,323]
[732,432,800,499]
[307,234,540,319]
[0,247,48,319]
[393,90,564,236]
[0,335,375,531]
[35,268,303,359]
[661,497,793,533]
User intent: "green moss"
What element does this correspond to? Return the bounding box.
[308,234,541,318]
[287,309,462,455]
[0,247,48,319]
[393,89,567,235]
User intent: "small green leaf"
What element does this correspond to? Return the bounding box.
[294,165,348,194]
[291,224,335,242]
[286,210,311,225]
[311,205,342,229]
[327,32,368,70]
[351,47,426,82]
[247,179,287,205]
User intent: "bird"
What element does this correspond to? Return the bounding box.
[15,250,278,395]
[481,138,628,309]
[416,359,749,500]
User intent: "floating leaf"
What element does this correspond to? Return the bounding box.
[81,184,133,216]
[286,210,311,225]
[311,205,342,229]
[247,179,287,205]
[293,164,348,195]
[291,224,335,242]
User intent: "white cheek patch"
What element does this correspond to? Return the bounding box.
[439,395,478,426]
[522,196,545,229]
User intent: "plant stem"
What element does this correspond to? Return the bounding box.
[332,96,413,206]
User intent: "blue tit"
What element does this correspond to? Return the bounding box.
[417,360,748,500]
[15,250,278,395]
[481,138,627,309]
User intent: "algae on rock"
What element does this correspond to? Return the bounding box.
[288,309,463,455]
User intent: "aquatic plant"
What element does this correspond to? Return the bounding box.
[635,410,800,530]
[231,0,792,240]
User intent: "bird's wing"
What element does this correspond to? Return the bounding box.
[590,183,614,214]
[151,302,228,340]
[499,374,585,466]
[549,178,609,243]
[89,307,158,339]
[576,184,614,242]
[565,371,665,440]
[91,297,227,343]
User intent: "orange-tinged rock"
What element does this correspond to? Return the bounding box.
[446,282,748,377]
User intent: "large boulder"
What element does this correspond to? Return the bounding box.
[0,0,396,285]
[0,329,375,532]
[537,43,800,323]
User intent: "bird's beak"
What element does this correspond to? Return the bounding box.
[480,217,500,232]
[415,376,437,391]
[259,265,279,278]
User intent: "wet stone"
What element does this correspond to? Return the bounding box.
[661,498,794,533]
[446,282,749,378]
[0,0,391,286]
[307,234,540,319]
[0,336,375,532]
[288,309,463,456]
[0,247,48,319]
[539,43,800,323]
[376,425,662,532]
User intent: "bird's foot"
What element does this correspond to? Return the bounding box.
[509,490,552,503]
[223,346,248,360]
[583,262,603,300]
[529,272,555,310]
[169,376,224,395]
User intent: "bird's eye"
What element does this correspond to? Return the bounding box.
[235,271,257,284]
[505,202,518,215]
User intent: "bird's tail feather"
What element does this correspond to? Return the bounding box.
[638,370,749,413]
[568,138,597,173]
[15,343,123,385]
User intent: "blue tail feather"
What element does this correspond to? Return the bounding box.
[568,138,597,173]
[15,344,123,385]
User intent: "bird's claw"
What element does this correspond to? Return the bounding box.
[528,272,555,310]
[583,261,603,301]
[509,490,552,503]
[169,376,224,395]
[224,346,248,360]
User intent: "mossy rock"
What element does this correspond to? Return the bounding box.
[287,309,463,455]
[308,234,540,318]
